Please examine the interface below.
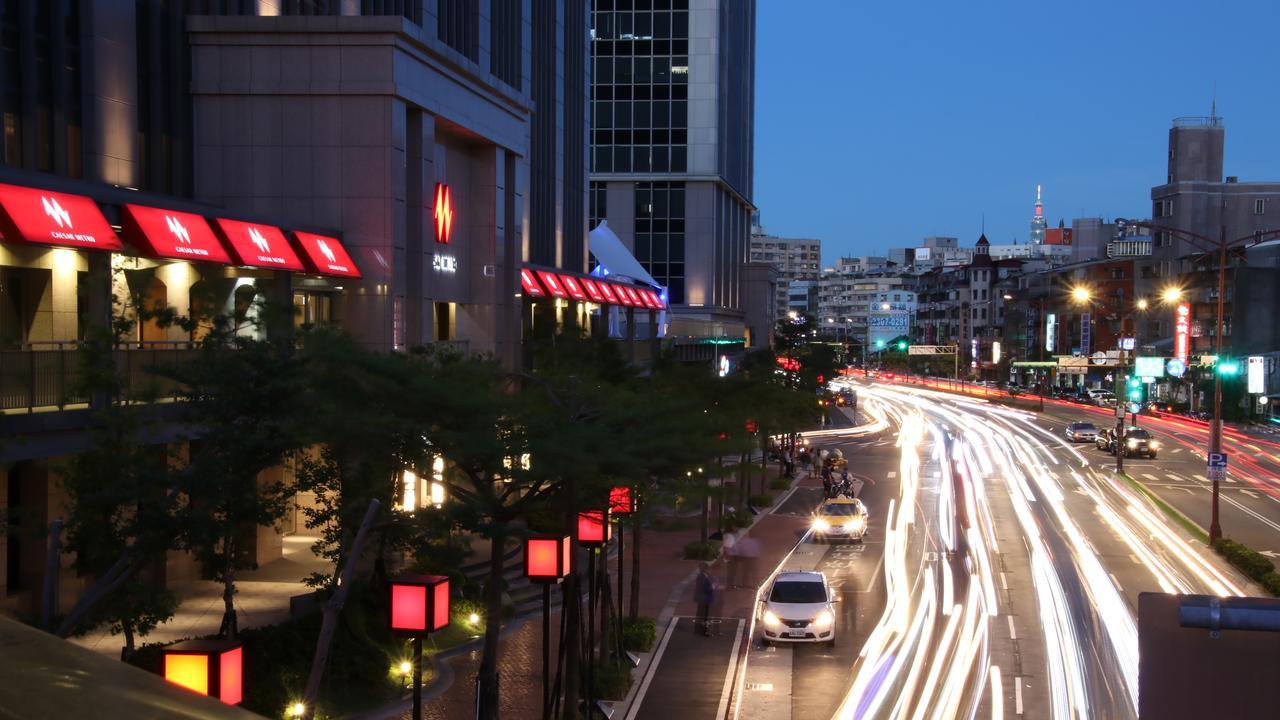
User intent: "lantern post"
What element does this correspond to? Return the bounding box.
[524,534,572,720]
[161,639,244,706]
[387,574,450,720]
[577,509,611,717]
[609,486,636,640]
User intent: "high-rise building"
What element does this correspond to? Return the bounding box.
[588,0,757,344]
[1029,184,1047,245]
[749,231,820,319]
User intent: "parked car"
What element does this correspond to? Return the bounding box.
[1065,422,1099,442]
[811,498,869,542]
[1086,389,1117,406]
[1096,426,1160,458]
[759,571,839,646]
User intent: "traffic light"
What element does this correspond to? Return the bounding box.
[874,340,886,349]
[1217,359,1241,376]
[896,340,908,351]
[1126,376,1144,403]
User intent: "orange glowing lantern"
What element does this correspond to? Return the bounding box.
[388,574,451,636]
[161,639,244,705]
[609,486,635,514]
[577,509,611,547]
[524,534,572,583]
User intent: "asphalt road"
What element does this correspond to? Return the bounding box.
[731,381,1254,720]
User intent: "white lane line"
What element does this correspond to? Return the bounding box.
[1142,473,1160,481]
[1167,473,1185,483]
[1006,614,1017,640]
[1015,677,1024,714]
[887,471,898,478]
[713,619,746,720]
[1130,554,1142,565]
[1241,489,1260,499]
[1000,572,1009,591]
[1110,572,1124,592]
[624,616,681,720]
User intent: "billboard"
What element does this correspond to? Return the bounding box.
[1174,303,1191,362]
[1080,313,1091,355]
[1045,313,1057,352]
[868,312,910,347]
[1135,356,1166,379]
[1248,356,1265,394]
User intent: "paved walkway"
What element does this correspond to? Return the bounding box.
[72,534,328,656]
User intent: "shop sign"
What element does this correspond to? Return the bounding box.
[0,183,121,250]
[1080,313,1091,355]
[122,204,231,263]
[1045,313,1057,352]
[1135,356,1165,378]
[1174,303,1191,362]
[213,218,303,271]
[432,254,457,273]
[293,231,362,277]
[1248,356,1265,394]
[434,183,453,244]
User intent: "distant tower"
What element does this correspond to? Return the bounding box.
[1029,184,1047,245]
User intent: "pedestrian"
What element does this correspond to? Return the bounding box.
[695,562,716,636]
[784,449,794,478]
[737,536,761,588]
[722,530,739,588]
[822,470,833,499]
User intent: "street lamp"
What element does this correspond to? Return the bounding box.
[1161,286,1184,304]
[1116,218,1280,544]
[161,639,244,705]
[388,574,451,720]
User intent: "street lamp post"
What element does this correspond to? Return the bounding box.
[1116,220,1280,544]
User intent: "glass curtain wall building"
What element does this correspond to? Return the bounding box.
[589,0,755,346]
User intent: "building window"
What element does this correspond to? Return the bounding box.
[633,181,685,304]
[589,181,608,228]
[1255,198,1266,215]
[438,0,479,61]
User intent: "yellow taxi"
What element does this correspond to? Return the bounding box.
[811,497,868,542]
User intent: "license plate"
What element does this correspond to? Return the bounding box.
[787,630,806,637]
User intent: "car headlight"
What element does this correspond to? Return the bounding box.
[763,610,781,627]
[812,518,830,532]
[1127,439,1139,449]
[1149,441,1160,449]
[813,610,834,628]
[846,516,866,531]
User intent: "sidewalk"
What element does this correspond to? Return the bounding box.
[398,461,811,720]
[72,533,328,656]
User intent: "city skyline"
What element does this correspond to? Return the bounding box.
[755,0,1280,263]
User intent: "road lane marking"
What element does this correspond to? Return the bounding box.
[1001,572,1009,591]
[1110,572,1124,592]
[887,471,897,478]
[713,619,745,720]
[1142,473,1160,481]
[1130,554,1142,565]
[1015,677,1024,714]
[624,616,681,720]
[1007,614,1017,640]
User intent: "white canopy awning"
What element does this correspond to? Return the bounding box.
[589,220,659,289]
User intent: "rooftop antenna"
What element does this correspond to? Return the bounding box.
[1212,81,1218,120]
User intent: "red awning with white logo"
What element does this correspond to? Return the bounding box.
[520,268,546,297]
[0,183,122,251]
[535,270,569,298]
[559,274,588,301]
[212,218,305,271]
[292,232,361,278]
[596,281,619,304]
[121,204,231,263]
[579,277,606,303]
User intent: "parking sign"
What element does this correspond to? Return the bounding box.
[1208,453,1228,482]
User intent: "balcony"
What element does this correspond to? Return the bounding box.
[0,342,198,413]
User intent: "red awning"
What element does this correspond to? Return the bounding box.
[0,183,121,251]
[520,268,545,297]
[579,277,606,303]
[596,281,619,304]
[535,270,568,298]
[622,286,643,307]
[639,289,660,309]
[292,231,361,278]
[212,218,304,271]
[649,289,667,309]
[559,274,588,301]
[121,204,231,263]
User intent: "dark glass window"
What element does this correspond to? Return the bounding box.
[631,181,684,303]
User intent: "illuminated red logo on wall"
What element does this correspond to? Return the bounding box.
[434,183,453,244]
[1174,302,1191,362]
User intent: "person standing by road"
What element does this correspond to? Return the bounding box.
[695,562,716,636]
[722,530,739,588]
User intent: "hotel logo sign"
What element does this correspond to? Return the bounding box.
[434,183,454,244]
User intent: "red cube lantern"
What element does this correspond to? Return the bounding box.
[745,419,758,434]
[524,534,572,583]
[577,509,611,546]
[161,639,243,705]
[388,574,450,636]
[609,486,635,514]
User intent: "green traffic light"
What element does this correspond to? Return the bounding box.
[897,341,907,351]
[875,340,885,349]
[1218,361,1241,376]
[1129,390,1141,401]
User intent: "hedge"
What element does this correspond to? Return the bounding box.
[1213,537,1280,596]
[620,616,657,652]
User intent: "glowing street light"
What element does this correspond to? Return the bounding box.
[161,639,244,705]
[388,574,450,720]
[1136,298,1149,310]
[1161,286,1184,303]
[1070,286,1091,303]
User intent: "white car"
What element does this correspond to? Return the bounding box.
[759,571,838,646]
[1065,421,1098,442]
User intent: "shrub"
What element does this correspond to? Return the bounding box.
[620,616,657,652]
[594,658,635,700]
[769,477,791,490]
[651,515,693,532]
[722,509,753,531]
[1213,538,1276,582]
[748,493,774,508]
[1262,571,1280,597]
[682,540,719,561]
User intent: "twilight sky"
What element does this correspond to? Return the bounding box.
[754,0,1280,263]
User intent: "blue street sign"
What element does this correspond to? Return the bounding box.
[1208,453,1228,469]
[1167,358,1187,377]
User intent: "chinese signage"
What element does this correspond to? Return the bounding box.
[1045,313,1057,352]
[1248,356,1265,394]
[991,341,1001,365]
[868,312,910,347]
[1135,356,1165,379]
[1174,303,1191,362]
[1080,313,1091,355]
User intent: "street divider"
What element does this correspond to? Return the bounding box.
[1212,538,1280,596]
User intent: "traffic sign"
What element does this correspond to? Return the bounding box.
[1166,358,1187,377]
[1208,452,1228,482]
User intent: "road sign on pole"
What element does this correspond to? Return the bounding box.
[1208,452,1228,482]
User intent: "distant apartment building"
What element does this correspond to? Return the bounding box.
[748,231,820,319]
[817,270,916,347]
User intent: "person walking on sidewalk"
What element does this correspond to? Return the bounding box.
[696,562,717,636]
[722,530,739,588]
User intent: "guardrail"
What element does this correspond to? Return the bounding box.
[0,342,199,413]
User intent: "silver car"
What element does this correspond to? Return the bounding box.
[1066,421,1098,442]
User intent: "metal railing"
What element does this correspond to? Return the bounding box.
[0,341,200,413]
